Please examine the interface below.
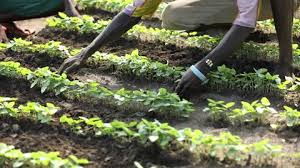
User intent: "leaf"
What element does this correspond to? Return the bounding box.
[134,161,144,168]
[225,102,235,108]
[261,97,271,106]
[148,135,159,142]
[241,102,255,112]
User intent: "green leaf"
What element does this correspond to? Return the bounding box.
[148,135,159,142]
[261,97,271,106]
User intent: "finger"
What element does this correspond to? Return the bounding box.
[178,85,189,99]
[58,64,68,74]
[58,59,74,74]
[64,63,80,74]
[175,81,184,94]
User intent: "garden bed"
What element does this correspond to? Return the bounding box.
[0,11,300,168]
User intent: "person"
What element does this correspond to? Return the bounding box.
[0,0,80,42]
[58,0,298,99]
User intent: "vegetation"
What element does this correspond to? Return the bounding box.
[0,38,184,82]
[204,97,300,130]
[47,13,300,68]
[0,96,289,167]
[0,143,88,168]
[0,61,194,117]
[0,39,290,97]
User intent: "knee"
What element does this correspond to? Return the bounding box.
[161,3,183,29]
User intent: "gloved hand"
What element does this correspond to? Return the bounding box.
[175,65,206,99]
[58,12,141,74]
[58,51,85,74]
[175,25,253,99]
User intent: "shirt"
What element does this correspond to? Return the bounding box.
[0,0,63,18]
[123,0,261,28]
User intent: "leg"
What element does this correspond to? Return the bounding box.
[270,0,294,77]
[161,0,237,30]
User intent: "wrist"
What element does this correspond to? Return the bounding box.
[190,65,208,84]
[194,60,211,75]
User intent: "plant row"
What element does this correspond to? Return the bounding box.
[0,61,194,117]
[0,143,88,168]
[60,115,293,167]
[0,96,291,167]
[2,38,295,97]
[256,19,300,38]
[0,97,88,168]
[0,38,183,82]
[75,0,167,19]
[0,96,59,123]
[47,13,300,68]
[204,97,300,130]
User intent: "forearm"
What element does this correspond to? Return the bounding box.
[63,0,76,10]
[195,25,253,74]
[81,12,141,60]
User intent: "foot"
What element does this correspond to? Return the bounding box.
[1,22,33,38]
[0,25,8,42]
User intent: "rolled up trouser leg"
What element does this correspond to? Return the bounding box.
[161,0,237,30]
[161,0,300,31]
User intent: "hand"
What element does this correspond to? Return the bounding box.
[175,68,204,99]
[58,53,85,74]
[0,25,8,42]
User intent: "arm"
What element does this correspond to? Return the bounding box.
[76,12,141,61]
[59,0,161,74]
[63,0,80,17]
[176,0,259,98]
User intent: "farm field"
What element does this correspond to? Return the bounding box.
[1,1,300,168]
